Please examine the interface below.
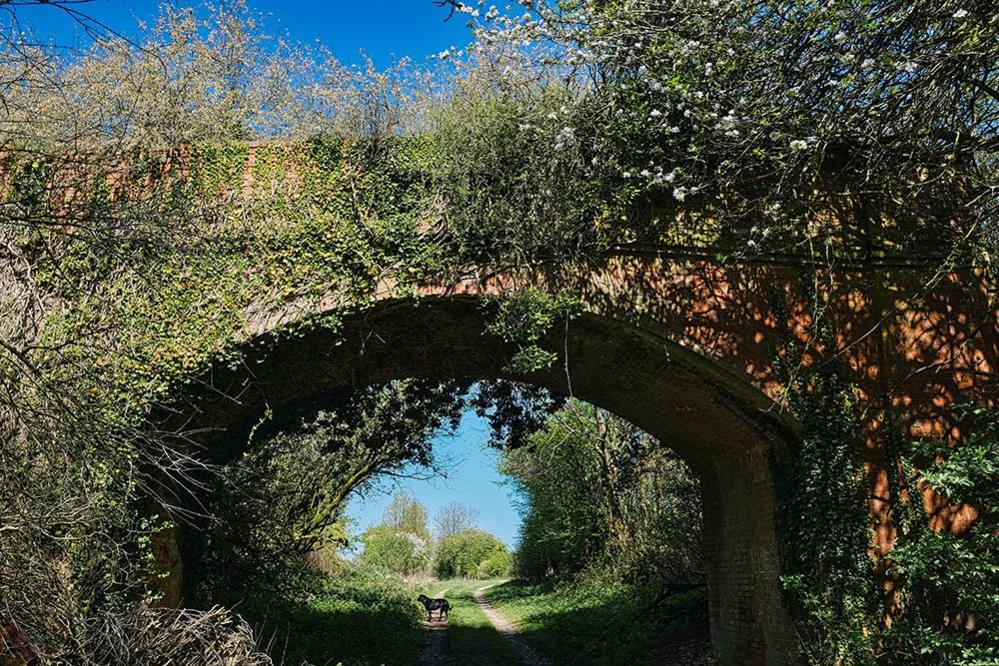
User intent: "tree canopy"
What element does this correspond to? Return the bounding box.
[434,528,511,579]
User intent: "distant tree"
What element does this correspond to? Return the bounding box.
[434,529,509,579]
[382,493,433,546]
[433,502,480,541]
[357,525,431,576]
[355,494,433,576]
[476,550,512,579]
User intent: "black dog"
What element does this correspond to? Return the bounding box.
[417,594,450,621]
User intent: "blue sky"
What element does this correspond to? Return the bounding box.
[19,0,474,68]
[342,410,524,553]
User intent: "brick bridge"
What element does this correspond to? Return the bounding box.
[142,143,997,665]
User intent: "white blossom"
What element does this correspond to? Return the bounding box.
[653,168,678,185]
[553,125,575,150]
[790,139,809,151]
[953,9,968,18]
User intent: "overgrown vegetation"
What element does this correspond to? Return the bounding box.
[486,579,712,666]
[1,0,996,663]
[501,401,702,584]
[493,401,711,660]
[775,367,881,663]
[884,407,999,664]
[189,381,461,602]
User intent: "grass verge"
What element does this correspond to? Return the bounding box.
[484,578,715,665]
[247,567,424,666]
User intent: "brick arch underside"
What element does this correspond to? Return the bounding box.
[174,296,798,664]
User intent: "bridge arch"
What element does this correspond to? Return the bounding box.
[167,292,800,664]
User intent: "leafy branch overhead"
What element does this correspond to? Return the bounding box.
[484,289,583,373]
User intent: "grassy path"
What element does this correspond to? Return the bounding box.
[473,583,550,665]
[416,579,522,664]
[483,580,716,665]
[416,581,452,665]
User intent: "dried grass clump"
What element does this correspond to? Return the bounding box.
[89,606,273,666]
[2,606,276,666]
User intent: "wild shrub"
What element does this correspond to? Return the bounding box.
[434,529,510,579]
[501,401,702,584]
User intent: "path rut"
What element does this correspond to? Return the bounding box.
[418,585,452,665]
[473,584,550,666]
[417,582,549,665]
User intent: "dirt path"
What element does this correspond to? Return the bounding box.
[417,584,453,665]
[418,616,452,665]
[473,584,550,666]
[418,581,549,665]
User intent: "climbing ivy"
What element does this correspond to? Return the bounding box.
[884,407,999,664]
[18,138,445,416]
[773,336,999,662]
[774,368,880,664]
[484,288,583,373]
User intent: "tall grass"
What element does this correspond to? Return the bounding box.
[485,579,714,665]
